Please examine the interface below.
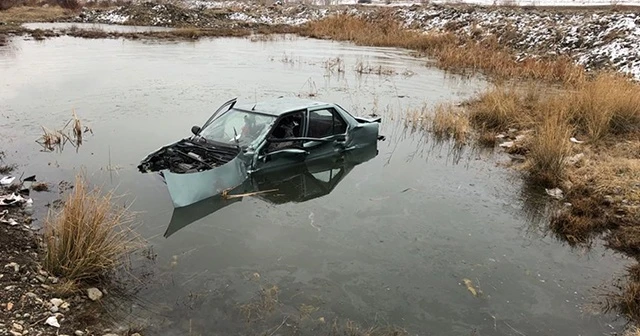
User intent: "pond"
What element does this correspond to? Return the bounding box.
[0,32,629,335]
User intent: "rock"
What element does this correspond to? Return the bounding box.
[4,262,20,272]
[51,306,59,313]
[7,302,13,310]
[50,299,64,307]
[87,288,103,301]
[499,141,514,148]
[131,334,142,336]
[74,331,84,336]
[45,316,60,328]
[49,277,59,284]
[12,323,23,331]
[569,137,584,144]
[545,187,564,200]
[10,331,21,336]
[61,302,70,309]
[102,334,119,336]
[35,275,47,283]
[25,292,37,299]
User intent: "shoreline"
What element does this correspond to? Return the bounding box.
[1,0,640,333]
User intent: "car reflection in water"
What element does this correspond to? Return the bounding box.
[164,143,378,238]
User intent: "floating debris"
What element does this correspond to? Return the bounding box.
[0,176,15,185]
[462,278,479,297]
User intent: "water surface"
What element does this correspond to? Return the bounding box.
[0,34,628,335]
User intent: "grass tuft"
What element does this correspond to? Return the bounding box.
[468,85,530,130]
[43,173,141,284]
[525,109,573,186]
[431,103,469,144]
[239,284,280,322]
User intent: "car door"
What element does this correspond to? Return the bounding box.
[303,106,349,161]
[252,110,308,172]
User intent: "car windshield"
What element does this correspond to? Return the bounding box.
[199,109,275,147]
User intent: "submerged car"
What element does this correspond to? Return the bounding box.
[164,144,379,237]
[138,96,384,208]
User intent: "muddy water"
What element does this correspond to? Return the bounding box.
[0,33,628,335]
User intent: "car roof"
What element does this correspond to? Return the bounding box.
[233,97,331,116]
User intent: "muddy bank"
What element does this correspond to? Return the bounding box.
[0,164,144,336]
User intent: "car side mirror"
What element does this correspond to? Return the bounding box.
[191,125,201,136]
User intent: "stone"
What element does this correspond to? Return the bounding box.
[35,275,47,283]
[45,316,60,328]
[74,331,84,336]
[12,323,23,331]
[25,292,37,299]
[87,288,103,301]
[4,263,19,272]
[10,331,21,336]
[102,334,119,336]
[545,187,564,200]
[50,306,59,313]
[50,299,64,307]
[61,302,70,309]
[131,334,142,336]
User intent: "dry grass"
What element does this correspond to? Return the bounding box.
[431,103,469,144]
[354,60,396,76]
[323,57,345,74]
[32,182,49,191]
[36,110,92,152]
[302,14,585,84]
[562,73,640,141]
[468,85,533,130]
[239,284,280,322]
[0,5,71,23]
[51,279,79,298]
[603,264,640,323]
[525,109,573,186]
[43,174,141,284]
[625,326,640,336]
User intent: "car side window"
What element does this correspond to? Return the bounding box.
[308,108,347,138]
[265,111,305,153]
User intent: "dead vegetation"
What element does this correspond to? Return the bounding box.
[323,57,345,74]
[43,173,142,284]
[239,284,280,322]
[0,151,16,174]
[0,4,72,22]
[354,60,396,76]
[36,109,93,152]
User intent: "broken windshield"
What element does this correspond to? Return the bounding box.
[199,109,275,148]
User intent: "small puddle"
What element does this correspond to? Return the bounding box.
[21,22,175,33]
[0,34,628,335]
